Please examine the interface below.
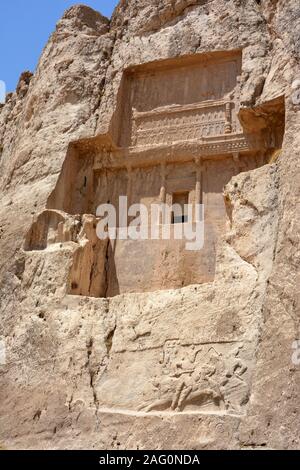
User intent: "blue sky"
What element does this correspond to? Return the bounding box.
[0,1,119,92]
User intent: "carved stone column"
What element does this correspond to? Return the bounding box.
[233,152,241,175]
[225,102,232,134]
[126,164,133,222]
[159,161,167,204]
[132,109,138,147]
[159,161,167,225]
[195,157,203,222]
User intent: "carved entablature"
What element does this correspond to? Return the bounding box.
[132,100,242,147]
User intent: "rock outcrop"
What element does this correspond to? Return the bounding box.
[0,0,299,450]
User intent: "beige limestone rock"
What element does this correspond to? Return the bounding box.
[0,0,299,450]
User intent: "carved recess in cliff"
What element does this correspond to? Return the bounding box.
[26,50,285,298]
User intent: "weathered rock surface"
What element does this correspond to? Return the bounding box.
[0,0,299,450]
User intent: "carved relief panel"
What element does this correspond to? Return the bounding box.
[119,51,242,148]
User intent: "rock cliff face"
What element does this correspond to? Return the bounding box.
[0,0,299,450]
